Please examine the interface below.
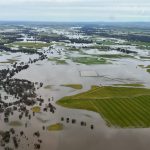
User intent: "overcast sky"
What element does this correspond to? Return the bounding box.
[0,0,149,22]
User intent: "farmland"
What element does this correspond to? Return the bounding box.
[57,86,150,128]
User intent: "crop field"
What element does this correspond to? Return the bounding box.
[57,86,150,128]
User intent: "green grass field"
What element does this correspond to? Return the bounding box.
[7,42,52,49]
[71,57,109,65]
[57,86,150,128]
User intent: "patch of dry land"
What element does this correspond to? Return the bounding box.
[57,85,150,128]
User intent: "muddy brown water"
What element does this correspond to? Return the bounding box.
[12,57,150,150]
[1,49,150,150]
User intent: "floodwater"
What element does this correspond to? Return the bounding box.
[1,42,150,150]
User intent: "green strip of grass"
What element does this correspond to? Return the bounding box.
[139,65,150,74]
[147,69,150,73]
[47,123,63,131]
[114,83,144,87]
[98,54,133,58]
[57,86,150,128]
[145,65,150,69]
[71,57,109,65]
[140,56,150,59]
[61,84,83,89]
[8,42,52,49]
[48,57,67,64]
[31,106,41,113]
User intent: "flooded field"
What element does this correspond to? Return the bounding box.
[0,22,150,150]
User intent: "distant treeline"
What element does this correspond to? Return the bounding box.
[81,27,150,42]
[0,32,23,44]
[99,33,150,43]
[0,45,38,54]
[37,35,92,43]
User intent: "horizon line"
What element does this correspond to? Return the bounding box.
[0,20,150,23]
